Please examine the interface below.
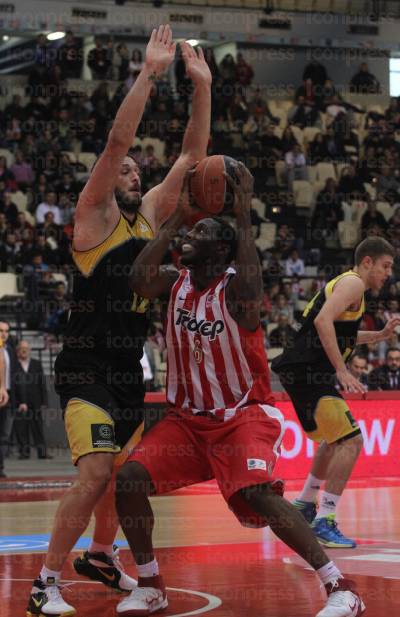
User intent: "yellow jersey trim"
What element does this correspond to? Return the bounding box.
[72,212,154,277]
[325,270,365,321]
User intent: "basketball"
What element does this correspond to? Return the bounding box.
[189,155,238,215]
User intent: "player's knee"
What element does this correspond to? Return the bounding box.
[339,431,364,454]
[116,461,152,498]
[241,482,275,508]
[77,454,113,492]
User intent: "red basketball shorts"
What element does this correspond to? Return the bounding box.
[127,403,285,527]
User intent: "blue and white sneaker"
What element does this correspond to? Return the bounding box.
[312,515,356,548]
[293,499,317,524]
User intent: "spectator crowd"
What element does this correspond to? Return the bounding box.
[1,32,400,388]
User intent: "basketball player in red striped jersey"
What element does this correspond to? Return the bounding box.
[115,163,365,617]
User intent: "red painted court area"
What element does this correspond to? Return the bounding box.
[2,479,400,616]
[2,538,400,616]
[2,393,400,616]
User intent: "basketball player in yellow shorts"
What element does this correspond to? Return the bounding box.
[27,25,211,617]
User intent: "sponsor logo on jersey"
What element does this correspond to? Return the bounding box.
[176,307,224,341]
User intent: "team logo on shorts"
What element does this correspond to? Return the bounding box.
[247,458,267,471]
[91,424,115,449]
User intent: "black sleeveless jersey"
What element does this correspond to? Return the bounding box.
[55,212,153,395]
[272,271,365,379]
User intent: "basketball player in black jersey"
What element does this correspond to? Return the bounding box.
[273,236,400,549]
[27,25,211,617]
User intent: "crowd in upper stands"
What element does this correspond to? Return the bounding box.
[1,31,400,389]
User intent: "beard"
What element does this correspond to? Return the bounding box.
[115,188,142,214]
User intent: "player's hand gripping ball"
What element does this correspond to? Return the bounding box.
[189,155,238,215]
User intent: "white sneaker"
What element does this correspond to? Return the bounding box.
[116,575,168,616]
[316,578,366,617]
[27,577,76,616]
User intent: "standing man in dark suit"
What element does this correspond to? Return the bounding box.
[368,347,400,390]
[13,340,50,459]
[0,320,17,477]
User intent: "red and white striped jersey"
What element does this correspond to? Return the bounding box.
[165,268,275,418]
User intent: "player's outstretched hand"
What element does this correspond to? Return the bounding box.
[381,316,400,340]
[224,162,254,217]
[336,368,366,394]
[180,42,212,87]
[145,25,176,77]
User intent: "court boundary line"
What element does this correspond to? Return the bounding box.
[0,578,222,617]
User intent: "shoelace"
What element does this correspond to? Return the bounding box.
[44,581,73,603]
[111,547,126,573]
[325,519,346,537]
[326,590,356,608]
[133,586,162,605]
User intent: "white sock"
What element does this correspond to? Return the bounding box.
[317,561,343,586]
[315,491,340,519]
[88,541,114,556]
[298,473,322,503]
[40,565,61,583]
[136,559,159,578]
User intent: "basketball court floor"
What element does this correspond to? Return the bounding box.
[1,463,399,616]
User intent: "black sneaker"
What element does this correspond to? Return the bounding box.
[73,546,137,592]
[27,577,75,616]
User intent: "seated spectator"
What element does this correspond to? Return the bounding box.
[270,292,294,324]
[358,145,379,184]
[57,30,83,79]
[285,249,305,276]
[288,94,319,128]
[114,43,130,82]
[0,231,21,270]
[303,59,328,90]
[204,47,220,80]
[45,282,70,337]
[235,52,254,87]
[219,53,237,87]
[0,156,16,191]
[0,191,19,226]
[269,314,297,348]
[14,212,33,235]
[275,223,297,256]
[127,49,144,87]
[311,178,344,241]
[248,87,278,124]
[280,126,298,153]
[3,94,25,122]
[337,354,369,390]
[376,165,400,204]
[87,37,112,80]
[284,143,308,190]
[337,164,366,200]
[229,92,249,128]
[10,151,35,187]
[361,201,388,236]
[36,190,62,225]
[308,132,330,163]
[325,95,347,123]
[368,347,400,390]
[142,144,161,172]
[350,62,380,94]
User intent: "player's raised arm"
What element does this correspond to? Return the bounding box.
[129,173,194,298]
[314,276,366,392]
[225,163,263,331]
[74,25,176,247]
[141,42,211,231]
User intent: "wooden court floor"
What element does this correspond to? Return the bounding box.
[1,478,400,616]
